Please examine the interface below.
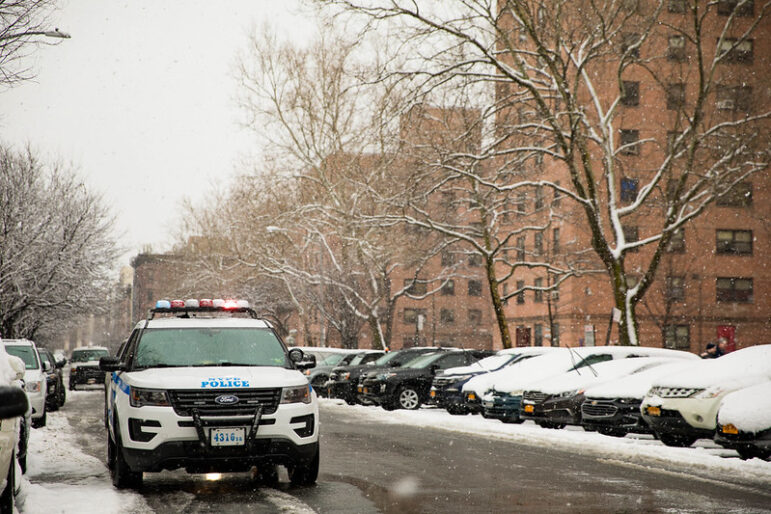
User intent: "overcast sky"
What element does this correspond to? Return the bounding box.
[1,0,314,268]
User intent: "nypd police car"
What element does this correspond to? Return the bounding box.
[100,299,318,488]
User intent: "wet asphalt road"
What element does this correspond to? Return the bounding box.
[57,389,771,513]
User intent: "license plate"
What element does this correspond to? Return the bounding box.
[646,406,661,416]
[721,423,739,435]
[210,427,246,446]
[430,390,436,398]
[380,384,386,393]
[87,379,97,384]
[363,387,369,394]
[357,386,363,393]
[524,404,534,413]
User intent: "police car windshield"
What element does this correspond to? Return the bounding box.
[133,328,287,369]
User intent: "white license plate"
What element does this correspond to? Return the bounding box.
[210,427,246,446]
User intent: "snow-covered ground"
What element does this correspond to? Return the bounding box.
[318,399,771,488]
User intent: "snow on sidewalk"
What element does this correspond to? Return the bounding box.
[17,411,151,514]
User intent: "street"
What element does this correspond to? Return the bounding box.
[17,389,771,513]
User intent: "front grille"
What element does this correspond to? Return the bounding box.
[649,386,703,399]
[168,388,281,417]
[582,402,618,418]
[523,391,549,403]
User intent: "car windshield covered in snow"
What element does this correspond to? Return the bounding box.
[70,349,109,362]
[4,345,40,370]
[133,327,287,368]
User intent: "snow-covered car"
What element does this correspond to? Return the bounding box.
[521,354,698,429]
[69,346,110,390]
[0,342,29,514]
[101,299,320,488]
[469,346,694,424]
[430,347,556,415]
[714,381,771,460]
[3,339,48,428]
[581,359,701,437]
[641,344,771,447]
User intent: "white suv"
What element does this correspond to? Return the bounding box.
[3,339,47,428]
[0,342,29,513]
[101,299,319,489]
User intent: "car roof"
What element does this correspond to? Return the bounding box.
[137,317,273,330]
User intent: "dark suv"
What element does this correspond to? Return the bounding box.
[327,348,441,405]
[69,346,110,390]
[359,350,487,410]
[37,348,66,411]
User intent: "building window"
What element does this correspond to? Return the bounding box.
[516,280,525,304]
[468,309,482,326]
[717,182,752,207]
[718,38,753,64]
[666,83,685,110]
[440,308,455,324]
[516,236,526,261]
[534,232,544,256]
[716,277,753,303]
[620,177,639,203]
[467,253,483,267]
[716,84,752,112]
[468,280,482,296]
[551,323,560,346]
[621,33,640,59]
[718,0,754,16]
[668,35,686,61]
[668,0,686,13]
[535,185,545,210]
[441,249,455,266]
[666,276,686,302]
[404,279,427,296]
[552,228,560,254]
[534,324,544,347]
[623,225,639,251]
[620,129,640,155]
[664,325,690,350]
[403,308,427,324]
[516,191,527,216]
[441,280,455,296]
[621,81,640,106]
[534,278,544,303]
[666,227,686,253]
[716,229,753,255]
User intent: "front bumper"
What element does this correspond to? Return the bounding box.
[326,380,355,401]
[640,396,723,438]
[481,394,522,421]
[714,425,771,458]
[70,365,105,386]
[581,398,650,433]
[357,378,393,405]
[521,393,584,426]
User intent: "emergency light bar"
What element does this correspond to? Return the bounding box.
[150,298,257,319]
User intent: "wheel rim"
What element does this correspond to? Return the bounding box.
[399,389,419,409]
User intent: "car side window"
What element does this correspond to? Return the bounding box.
[437,353,468,369]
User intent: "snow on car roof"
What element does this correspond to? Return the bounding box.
[717,380,771,433]
[139,317,273,329]
[2,338,36,346]
[650,344,771,389]
[584,360,702,399]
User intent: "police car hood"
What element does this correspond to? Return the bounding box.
[125,366,308,390]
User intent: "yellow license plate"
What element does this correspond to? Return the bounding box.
[467,393,476,401]
[363,387,369,394]
[430,390,436,398]
[721,424,739,435]
[646,406,661,416]
[357,386,362,393]
[524,404,534,413]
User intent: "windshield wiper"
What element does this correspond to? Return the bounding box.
[188,362,252,367]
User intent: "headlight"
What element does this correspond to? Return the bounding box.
[129,387,170,407]
[693,386,726,399]
[25,380,43,393]
[281,385,312,404]
[376,372,397,381]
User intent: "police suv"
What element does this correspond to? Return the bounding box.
[100,299,319,488]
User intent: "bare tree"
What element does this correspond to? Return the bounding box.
[321,0,771,345]
[0,144,119,339]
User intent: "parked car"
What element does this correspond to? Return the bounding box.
[296,348,382,397]
[0,342,30,514]
[521,354,698,429]
[714,380,771,460]
[469,346,693,424]
[37,347,66,411]
[581,359,700,437]
[359,349,487,410]
[430,347,556,415]
[69,346,110,390]
[3,339,48,428]
[641,344,771,447]
[328,347,444,405]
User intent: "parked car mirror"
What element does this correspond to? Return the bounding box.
[42,360,53,373]
[0,386,29,419]
[8,355,26,381]
[56,358,67,368]
[288,349,316,370]
[99,356,124,372]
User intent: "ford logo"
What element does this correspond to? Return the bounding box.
[214,394,240,405]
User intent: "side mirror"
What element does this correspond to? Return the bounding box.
[56,358,67,368]
[8,355,26,381]
[42,360,53,373]
[288,349,316,370]
[0,386,29,419]
[99,356,124,372]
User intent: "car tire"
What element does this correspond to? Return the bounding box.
[32,409,47,429]
[109,428,142,489]
[657,432,697,448]
[397,386,421,410]
[0,450,15,514]
[736,447,770,461]
[446,405,469,416]
[597,426,627,438]
[58,384,66,408]
[288,445,319,486]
